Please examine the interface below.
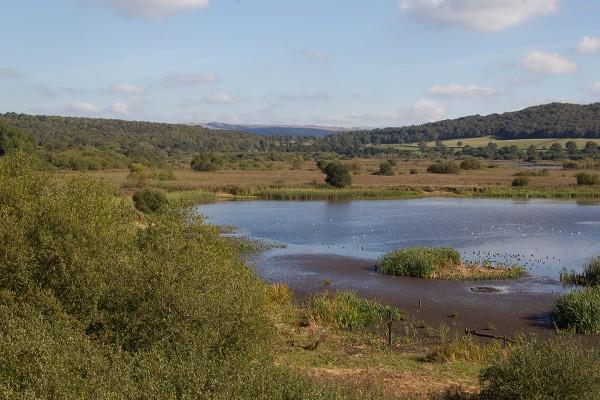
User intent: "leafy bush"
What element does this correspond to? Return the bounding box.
[378,247,461,278]
[377,161,394,176]
[553,287,600,334]
[132,188,168,213]
[409,168,418,175]
[0,153,344,399]
[479,336,600,400]
[309,291,403,330]
[460,158,482,170]
[512,177,529,187]
[576,172,599,186]
[323,162,352,188]
[427,162,460,174]
[191,152,224,172]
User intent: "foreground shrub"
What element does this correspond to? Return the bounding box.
[511,177,529,187]
[378,247,461,278]
[132,188,168,213]
[479,336,600,400]
[0,153,346,399]
[460,158,482,171]
[553,287,600,334]
[576,172,599,185]
[427,162,460,174]
[309,291,403,330]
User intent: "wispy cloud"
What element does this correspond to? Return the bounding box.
[308,50,329,61]
[0,68,21,78]
[428,84,498,97]
[68,101,101,114]
[100,0,209,19]
[521,51,576,75]
[399,0,558,31]
[162,72,217,86]
[319,99,446,127]
[577,36,600,54]
[203,93,237,104]
[111,83,144,94]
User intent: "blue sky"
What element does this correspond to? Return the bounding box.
[1,0,599,127]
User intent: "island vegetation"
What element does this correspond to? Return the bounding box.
[377,247,525,280]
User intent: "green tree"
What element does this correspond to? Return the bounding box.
[323,162,352,188]
[191,152,224,172]
[0,121,34,156]
[378,161,394,176]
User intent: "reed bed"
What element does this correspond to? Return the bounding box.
[378,247,525,280]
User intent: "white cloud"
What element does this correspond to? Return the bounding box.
[69,101,101,114]
[577,36,600,54]
[162,72,217,86]
[521,51,576,75]
[203,93,237,104]
[428,84,498,97]
[112,102,130,115]
[0,68,20,78]
[399,0,558,31]
[101,0,209,18]
[319,99,446,127]
[593,82,600,93]
[309,51,329,61]
[111,83,143,94]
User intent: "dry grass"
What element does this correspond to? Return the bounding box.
[54,159,600,201]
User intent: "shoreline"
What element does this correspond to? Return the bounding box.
[254,253,562,337]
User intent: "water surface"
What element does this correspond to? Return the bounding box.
[197,198,600,282]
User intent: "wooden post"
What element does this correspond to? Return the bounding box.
[387,308,393,346]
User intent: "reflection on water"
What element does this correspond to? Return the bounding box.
[197,198,600,280]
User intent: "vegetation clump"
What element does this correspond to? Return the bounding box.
[323,162,352,188]
[378,247,524,280]
[478,336,600,400]
[0,153,346,399]
[132,187,168,213]
[511,177,529,187]
[191,152,225,172]
[460,158,482,171]
[560,256,600,287]
[377,160,394,176]
[309,291,403,330]
[427,161,460,174]
[554,287,600,334]
[576,172,599,186]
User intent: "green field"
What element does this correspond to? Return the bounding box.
[376,136,600,152]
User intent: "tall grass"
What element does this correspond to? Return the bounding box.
[309,291,404,331]
[560,256,600,286]
[166,189,218,204]
[257,187,422,201]
[378,247,461,278]
[553,287,600,334]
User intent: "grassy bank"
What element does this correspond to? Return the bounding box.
[377,247,525,280]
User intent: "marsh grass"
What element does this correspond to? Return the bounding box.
[256,187,422,200]
[377,247,524,280]
[309,291,404,331]
[553,287,600,334]
[560,256,600,287]
[426,335,507,364]
[165,189,218,204]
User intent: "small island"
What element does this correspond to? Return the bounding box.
[377,247,525,280]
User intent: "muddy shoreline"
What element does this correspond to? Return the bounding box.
[254,254,561,337]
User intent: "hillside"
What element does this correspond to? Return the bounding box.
[0,113,291,168]
[315,103,600,153]
[202,122,346,137]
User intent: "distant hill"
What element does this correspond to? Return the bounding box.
[201,122,348,137]
[315,103,600,153]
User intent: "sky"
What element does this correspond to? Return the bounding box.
[1,0,600,127]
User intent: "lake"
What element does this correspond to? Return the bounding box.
[197,198,600,282]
